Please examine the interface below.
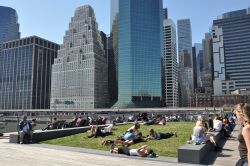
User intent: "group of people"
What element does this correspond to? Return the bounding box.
[188,103,250,166]
[190,113,235,152]
[16,103,250,164]
[86,121,177,158]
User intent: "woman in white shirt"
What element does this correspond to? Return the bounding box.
[213,115,223,132]
[110,145,148,157]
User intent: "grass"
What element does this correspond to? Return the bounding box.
[42,122,195,157]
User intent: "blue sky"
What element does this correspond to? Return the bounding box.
[0,0,249,44]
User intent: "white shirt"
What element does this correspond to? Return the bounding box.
[129,149,139,156]
[101,124,113,133]
[213,120,222,132]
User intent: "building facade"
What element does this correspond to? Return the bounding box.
[193,43,203,88]
[177,19,193,106]
[163,18,178,107]
[213,8,250,95]
[50,5,108,109]
[0,6,20,44]
[109,1,119,106]
[0,36,59,109]
[111,0,163,108]
[191,87,212,107]
[213,89,250,107]
[201,33,213,91]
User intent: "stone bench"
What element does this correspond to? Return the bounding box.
[9,125,108,143]
[178,131,223,164]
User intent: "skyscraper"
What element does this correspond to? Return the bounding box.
[193,43,203,88]
[213,8,250,95]
[177,19,193,106]
[109,0,119,106]
[0,6,20,44]
[201,33,213,92]
[111,0,163,108]
[163,17,178,107]
[177,19,193,68]
[0,36,59,109]
[50,5,108,109]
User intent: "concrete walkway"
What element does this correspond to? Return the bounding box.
[0,136,193,166]
[0,123,241,166]
[212,123,240,166]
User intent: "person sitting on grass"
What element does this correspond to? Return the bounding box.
[147,128,177,140]
[158,117,166,125]
[88,123,115,138]
[127,121,140,135]
[110,144,149,157]
[42,117,58,130]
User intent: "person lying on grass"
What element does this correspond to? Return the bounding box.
[110,144,149,157]
[147,128,177,140]
[102,132,147,146]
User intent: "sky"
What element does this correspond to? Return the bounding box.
[0,0,249,45]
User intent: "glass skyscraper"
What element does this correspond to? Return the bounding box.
[0,36,59,109]
[111,0,163,108]
[213,8,250,95]
[163,18,178,107]
[177,19,193,68]
[0,6,20,44]
[51,5,108,109]
[177,19,194,107]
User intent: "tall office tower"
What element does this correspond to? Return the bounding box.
[213,8,250,95]
[201,33,213,92]
[111,0,163,108]
[109,0,119,106]
[0,6,20,44]
[193,43,203,87]
[177,19,193,67]
[177,19,193,107]
[163,18,178,107]
[0,36,59,109]
[51,5,108,109]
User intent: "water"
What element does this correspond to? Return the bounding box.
[0,122,46,133]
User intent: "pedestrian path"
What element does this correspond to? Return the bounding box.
[212,123,240,166]
[0,123,241,166]
[0,136,192,166]
[203,123,240,166]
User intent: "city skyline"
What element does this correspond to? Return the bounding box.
[0,0,249,45]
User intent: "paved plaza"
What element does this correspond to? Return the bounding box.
[0,123,241,166]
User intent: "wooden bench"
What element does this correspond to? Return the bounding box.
[178,131,223,164]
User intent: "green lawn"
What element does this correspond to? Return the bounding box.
[42,122,195,157]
